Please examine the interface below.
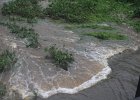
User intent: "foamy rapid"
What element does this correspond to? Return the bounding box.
[21,46,138,99]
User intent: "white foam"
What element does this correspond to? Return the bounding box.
[36,66,111,98]
[29,47,129,99]
[14,46,139,99]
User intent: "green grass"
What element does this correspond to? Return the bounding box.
[1,0,44,19]
[45,46,74,71]
[8,16,25,22]
[84,32,127,40]
[65,24,114,30]
[133,21,140,33]
[98,25,114,30]
[8,16,38,23]
[117,0,140,18]
[45,0,96,23]
[2,0,139,34]
[78,24,114,30]
[76,24,98,29]
[90,1,133,23]
[49,0,132,23]
[7,23,39,48]
[65,24,97,29]
[133,7,140,18]
[0,83,6,98]
[0,50,16,72]
[129,20,140,33]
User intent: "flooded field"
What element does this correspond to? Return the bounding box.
[0,0,140,100]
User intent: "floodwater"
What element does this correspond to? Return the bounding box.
[46,49,140,100]
[0,19,139,99]
[0,0,140,100]
[0,19,133,100]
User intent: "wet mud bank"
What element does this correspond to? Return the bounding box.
[46,48,140,100]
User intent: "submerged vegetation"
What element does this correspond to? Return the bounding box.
[3,23,39,48]
[0,83,6,98]
[45,46,74,71]
[1,0,40,48]
[9,24,39,48]
[0,50,16,72]
[65,24,114,30]
[84,32,127,40]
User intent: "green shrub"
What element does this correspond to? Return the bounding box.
[1,0,44,19]
[26,31,39,48]
[0,83,6,97]
[133,1,140,17]
[115,0,140,32]
[116,0,140,17]
[93,0,133,23]
[84,32,127,40]
[130,20,140,32]
[45,0,96,23]
[45,46,74,71]
[134,7,140,17]
[0,50,16,72]
[7,23,39,48]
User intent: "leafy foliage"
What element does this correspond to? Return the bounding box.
[133,7,140,18]
[90,0,133,23]
[0,50,16,72]
[45,0,96,23]
[45,46,74,71]
[116,0,140,17]
[45,0,136,23]
[130,20,140,32]
[1,0,44,19]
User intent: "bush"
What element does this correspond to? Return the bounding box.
[45,46,74,71]
[84,32,127,40]
[134,7,140,18]
[26,31,39,48]
[1,0,44,19]
[130,20,140,32]
[133,0,140,16]
[0,50,16,72]
[7,23,39,48]
[116,0,140,17]
[0,83,6,98]
[45,0,96,23]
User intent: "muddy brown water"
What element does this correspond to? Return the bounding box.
[0,1,140,100]
[43,49,140,100]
